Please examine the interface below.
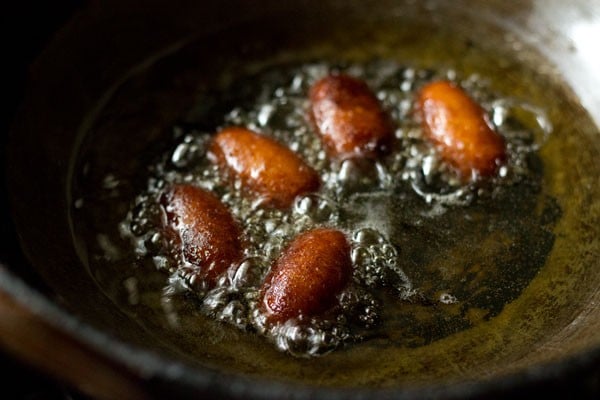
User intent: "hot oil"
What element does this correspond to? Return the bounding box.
[65,5,600,385]
[111,60,557,357]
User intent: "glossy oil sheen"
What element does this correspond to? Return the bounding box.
[67,11,600,388]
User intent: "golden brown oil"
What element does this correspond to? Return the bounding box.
[103,60,556,357]
[69,12,599,387]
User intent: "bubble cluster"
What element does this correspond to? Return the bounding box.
[118,60,550,356]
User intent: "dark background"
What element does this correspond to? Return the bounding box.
[1,2,87,398]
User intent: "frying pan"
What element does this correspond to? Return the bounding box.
[1,0,599,398]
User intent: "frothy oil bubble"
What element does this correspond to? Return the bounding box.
[491,98,553,152]
[117,60,550,356]
[439,292,458,305]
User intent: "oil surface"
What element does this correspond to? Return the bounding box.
[69,13,599,386]
[76,59,557,357]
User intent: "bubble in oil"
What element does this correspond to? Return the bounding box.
[292,193,339,223]
[102,174,120,190]
[270,321,346,358]
[351,227,413,296]
[491,99,552,151]
[439,292,458,305]
[229,256,266,289]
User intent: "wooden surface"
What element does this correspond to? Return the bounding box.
[0,288,149,400]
